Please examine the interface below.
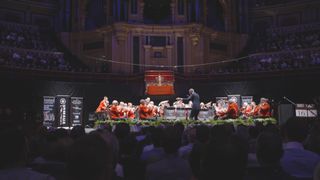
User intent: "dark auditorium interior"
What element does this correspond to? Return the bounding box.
[0,0,320,180]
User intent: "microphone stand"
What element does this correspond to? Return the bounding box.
[283,96,296,106]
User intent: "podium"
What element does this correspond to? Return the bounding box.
[278,103,318,125]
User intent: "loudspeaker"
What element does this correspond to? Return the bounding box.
[278,104,295,126]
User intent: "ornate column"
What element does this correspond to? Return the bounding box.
[189,25,201,46]
[144,45,152,70]
[117,0,121,21]
[124,0,128,21]
[78,0,87,31]
[105,0,111,24]
[187,25,202,73]
[219,0,236,32]
[203,0,207,25]
[112,24,129,73]
[171,2,176,24]
[166,45,174,66]
[112,0,117,20]
[139,1,145,22]
[195,0,200,22]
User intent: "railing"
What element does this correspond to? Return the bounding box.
[0,45,63,56]
[266,22,320,35]
[1,62,319,82]
[253,0,315,7]
[0,20,38,30]
[250,47,320,57]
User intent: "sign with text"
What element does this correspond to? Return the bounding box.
[295,104,318,117]
[55,95,70,127]
[43,96,55,127]
[70,97,83,126]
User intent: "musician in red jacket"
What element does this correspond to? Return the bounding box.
[147,101,158,118]
[213,100,226,119]
[118,101,126,119]
[127,102,136,120]
[257,98,271,117]
[96,96,109,113]
[241,102,252,118]
[221,97,239,119]
[109,100,121,120]
[95,96,109,120]
[139,99,150,120]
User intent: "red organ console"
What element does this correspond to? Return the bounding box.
[144,70,175,95]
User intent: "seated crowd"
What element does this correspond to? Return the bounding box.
[0,47,70,71]
[245,50,320,72]
[203,23,320,75]
[0,21,57,51]
[246,23,320,72]
[1,19,320,75]
[1,114,320,180]
[204,50,320,75]
[253,30,320,53]
[0,20,90,72]
[254,0,303,7]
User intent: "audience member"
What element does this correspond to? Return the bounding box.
[201,135,248,180]
[146,127,192,180]
[246,132,293,180]
[70,125,86,140]
[189,125,210,178]
[305,121,320,155]
[281,117,320,179]
[141,127,165,164]
[178,127,196,160]
[0,128,55,180]
[66,133,113,180]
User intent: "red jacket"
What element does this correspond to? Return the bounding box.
[139,104,150,120]
[96,100,107,112]
[226,102,239,119]
[259,102,271,117]
[109,105,121,120]
[241,105,252,117]
[127,109,135,119]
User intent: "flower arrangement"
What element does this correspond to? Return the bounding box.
[94,117,277,128]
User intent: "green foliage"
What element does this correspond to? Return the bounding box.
[94,118,277,128]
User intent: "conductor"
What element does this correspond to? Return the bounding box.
[177,88,200,120]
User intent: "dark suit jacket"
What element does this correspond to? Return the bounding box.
[183,92,200,110]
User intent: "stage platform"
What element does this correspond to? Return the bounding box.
[94,118,277,129]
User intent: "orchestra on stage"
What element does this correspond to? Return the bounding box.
[95,95,272,121]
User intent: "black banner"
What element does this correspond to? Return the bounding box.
[55,95,70,127]
[43,96,55,127]
[70,97,83,126]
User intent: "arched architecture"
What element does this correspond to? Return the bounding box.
[60,0,248,74]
